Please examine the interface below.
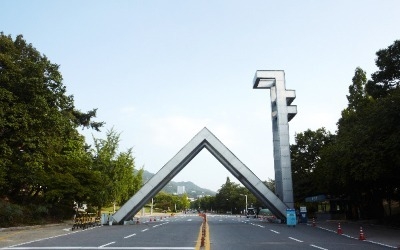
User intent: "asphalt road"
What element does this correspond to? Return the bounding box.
[0,215,203,249]
[208,215,392,250]
[0,214,398,250]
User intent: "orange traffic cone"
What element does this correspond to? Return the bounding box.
[359,227,366,240]
[337,223,343,234]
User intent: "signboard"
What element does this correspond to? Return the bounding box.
[286,209,296,226]
[305,195,326,203]
[299,206,307,223]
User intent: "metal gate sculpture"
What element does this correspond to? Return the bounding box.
[113,127,289,223]
[113,70,297,224]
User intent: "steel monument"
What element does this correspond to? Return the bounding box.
[112,70,297,224]
[253,70,297,209]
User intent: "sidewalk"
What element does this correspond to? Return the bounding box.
[308,219,400,249]
[0,222,73,248]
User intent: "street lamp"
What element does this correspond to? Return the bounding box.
[151,198,154,215]
[240,194,247,215]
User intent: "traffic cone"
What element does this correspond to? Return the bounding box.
[359,227,366,240]
[312,218,316,227]
[337,223,343,234]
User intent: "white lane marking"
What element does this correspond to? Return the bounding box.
[124,233,137,239]
[288,237,303,242]
[141,228,149,232]
[62,228,70,231]
[187,219,192,221]
[99,241,115,248]
[310,244,328,250]
[318,226,398,248]
[366,240,398,248]
[270,229,280,234]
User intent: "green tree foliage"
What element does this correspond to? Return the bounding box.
[213,177,260,214]
[263,178,275,193]
[91,128,143,211]
[366,40,400,98]
[154,191,180,212]
[0,33,105,220]
[178,193,190,211]
[192,195,216,212]
[290,128,334,202]
[0,34,145,225]
[295,41,400,220]
[333,44,400,219]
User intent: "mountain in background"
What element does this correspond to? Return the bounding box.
[141,170,216,198]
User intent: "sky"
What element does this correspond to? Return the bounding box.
[1,1,399,192]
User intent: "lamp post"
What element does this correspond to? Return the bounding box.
[240,194,248,215]
[151,198,154,215]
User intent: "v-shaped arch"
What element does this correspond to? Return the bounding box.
[113,127,288,223]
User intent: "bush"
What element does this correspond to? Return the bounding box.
[0,200,24,227]
[0,200,70,227]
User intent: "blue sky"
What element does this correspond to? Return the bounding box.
[1,1,399,192]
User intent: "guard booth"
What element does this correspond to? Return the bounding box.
[305,194,348,220]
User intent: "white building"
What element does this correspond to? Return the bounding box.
[177,186,185,195]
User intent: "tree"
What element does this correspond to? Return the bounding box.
[91,128,143,212]
[214,177,260,214]
[178,193,190,211]
[322,41,400,219]
[290,128,335,202]
[347,67,369,111]
[154,192,177,212]
[0,33,103,218]
[263,179,275,193]
[192,195,216,212]
[366,40,400,98]
[215,177,239,213]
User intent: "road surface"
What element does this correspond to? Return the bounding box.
[1,214,398,249]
